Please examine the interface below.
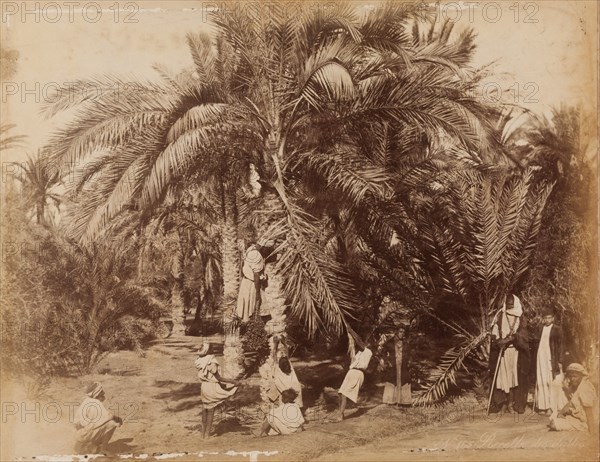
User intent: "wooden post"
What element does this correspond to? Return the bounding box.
[394,337,403,404]
[394,333,412,404]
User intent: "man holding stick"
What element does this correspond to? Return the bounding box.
[488,294,530,414]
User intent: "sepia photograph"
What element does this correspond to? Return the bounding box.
[0,1,598,461]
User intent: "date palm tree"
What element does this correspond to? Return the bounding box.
[13,152,62,226]
[43,2,495,362]
[0,123,26,151]
[410,166,553,405]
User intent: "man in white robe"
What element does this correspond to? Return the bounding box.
[535,308,567,414]
[549,363,597,433]
[256,389,304,437]
[338,345,373,420]
[236,239,272,322]
[490,294,528,413]
[195,343,239,439]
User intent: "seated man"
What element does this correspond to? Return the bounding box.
[256,389,304,436]
[74,382,123,453]
[549,363,597,433]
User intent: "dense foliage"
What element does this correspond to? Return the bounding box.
[0,3,596,405]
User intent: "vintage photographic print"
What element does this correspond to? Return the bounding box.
[0,1,598,461]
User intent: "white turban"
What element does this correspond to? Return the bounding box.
[504,294,523,317]
[86,382,104,399]
[257,237,274,247]
[197,343,209,357]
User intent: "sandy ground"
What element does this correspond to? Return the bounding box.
[2,337,598,462]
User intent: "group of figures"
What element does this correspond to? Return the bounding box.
[489,294,597,433]
[71,343,373,452]
[193,339,373,439]
[70,270,596,453]
[71,237,376,452]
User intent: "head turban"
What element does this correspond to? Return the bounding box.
[197,343,209,357]
[505,294,523,317]
[86,382,104,399]
[257,237,274,248]
[565,363,588,375]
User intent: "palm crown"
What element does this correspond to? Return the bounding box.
[45,2,496,340]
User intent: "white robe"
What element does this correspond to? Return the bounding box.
[267,403,304,435]
[536,325,553,408]
[536,325,567,411]
[338,348,372,403]
[492,312,520,393]
[236,247,265,321]
[196,355,238,410]
[73,397,119,449]
[271,363,303,408]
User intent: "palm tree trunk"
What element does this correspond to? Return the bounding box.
[137,228,146,278]
[36,198,44,225]
[221,182,243,379]
[221,185,240,311]
[170,238,187,336]
[259,269,287,411]
[255,190,289,407]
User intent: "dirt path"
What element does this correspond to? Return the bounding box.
[315,413,599,461]
[2,337,598,462]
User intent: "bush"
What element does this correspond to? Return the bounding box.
[0,193,168,379]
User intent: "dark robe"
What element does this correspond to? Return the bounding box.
[489,317,531,413]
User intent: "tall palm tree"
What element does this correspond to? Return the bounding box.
[0,124,26,151]
[518,105,597,373]
[43,2,495,357]
[13,152,62,225]
[410,166,553,405]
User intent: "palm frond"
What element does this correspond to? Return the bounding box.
[413,329,488,406]
[275,200,358,338]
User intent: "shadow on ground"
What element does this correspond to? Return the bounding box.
[153,381,202,412]
[296,360,344,409]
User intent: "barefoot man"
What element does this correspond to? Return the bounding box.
[338,342,373,420]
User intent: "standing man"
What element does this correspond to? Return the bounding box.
[535,306,566,415]
[338,343,373,420]
[236,238,270,322]
[490,294,530,413]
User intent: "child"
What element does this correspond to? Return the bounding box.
[195,343,239,439]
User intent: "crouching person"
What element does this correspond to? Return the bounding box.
[549,363,597,433]
[256,389,304,436]
[74,382,123,453]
